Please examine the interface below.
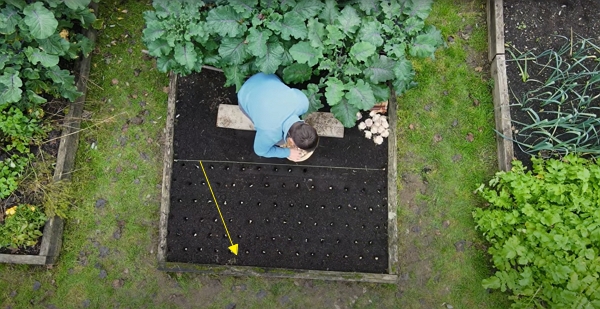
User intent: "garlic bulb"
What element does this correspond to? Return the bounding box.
[356,112,363,121]
[381,129,390,137]
[365,131,372,139]
[374,135,384,145]
[358,122,366,130]
[365,118,373,127]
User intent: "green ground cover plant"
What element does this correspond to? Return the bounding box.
[0,204,47,249]
[142,0,445,127]
[506,36,600,158]
[1,1,509,308]
[474,155,600,308]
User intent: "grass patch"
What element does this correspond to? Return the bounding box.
[0,0,511,308]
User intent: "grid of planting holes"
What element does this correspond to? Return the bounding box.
[166,161,389,273]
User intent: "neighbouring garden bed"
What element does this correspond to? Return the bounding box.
[477,0,600,307]
[503,0,600,167]
[0,1,97,264]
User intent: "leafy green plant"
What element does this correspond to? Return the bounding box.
[142,0,444,127]
[0,204,47,249]
[473,155,600,308]
[505,36,600,158]
[0,153,32,200]
[0,0,97,201]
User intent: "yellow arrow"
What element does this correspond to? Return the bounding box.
[199,161,239,255]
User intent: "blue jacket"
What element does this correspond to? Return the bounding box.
[237,73,309,158]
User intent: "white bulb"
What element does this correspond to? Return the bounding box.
[380,116,387,121]
[381,129,390,137]
[365,131,372,139]
[382,121,389,129]
[369,110,377,117]
[372,126,381,134]
[373,114,381,122]
[358,122,366,130]
[356,112,362,121]
[374,135,384,145]
[365,118,373,127]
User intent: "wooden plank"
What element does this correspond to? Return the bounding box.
[487,0,505,61]
[387,88,399,275]
[0,254,47,265]
[491,55,514,171]
[160,261,398,284]
[38,217,64,264]
[158,72,178,264]
[216,104,345,138]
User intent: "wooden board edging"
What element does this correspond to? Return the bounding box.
[491,55,514,172]
[0,3,97,265]
[387,88,399,275]
[487,0,505,62]
[159,261,398,284]
[158,72,178,264]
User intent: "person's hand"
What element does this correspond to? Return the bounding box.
[287,148,303,162]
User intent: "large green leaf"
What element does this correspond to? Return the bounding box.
[358,0,380,15]
[148,39,172,57]
[63,0,91,10]
[282,63,312,84]
[254,40,284,74]
[59,83,83,102]
[381,0,402,20]
[74,6,96,27]
[206,6,246,38]
[319,0,339,25]
[403,17,426,36]
[23,2,58,39]
[289,42,320,67]
[36,34,70,56]
[307,18,325,48]
[336,6,360,34]
[344,63,361,76]
[44,66,75,85]
[409,31,439,59]
[371,83,390,102]
[247,27,271,58]
[291,0,323,19]
[228,0,257,18]
[331,98,359,128]
[223,64,250,91]
[175,41,199,71]
[324,24,345,47]
[301,83,323,116]
[0,72,22,103]
[364,55,396,84]
[279,0,297,11]
[324,77,345,106]
[278,12,307,40]
[357,20,384,48]
[142,25,166,42]
[392,56,417,94]
[156,57,176,73]
[218,37,248,65]
[0,54,9,71]
[0,6,21,34]
[24,47,59,67]
[186,22,208,43]
[345,79,376,110]
[349,42,375,63]
[405,0,433,20]
[26,90,47,104]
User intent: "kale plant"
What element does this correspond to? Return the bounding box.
[143,0,444,127]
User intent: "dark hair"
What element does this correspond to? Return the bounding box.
[288,122,319,151]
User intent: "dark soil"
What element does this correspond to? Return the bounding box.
[504,0,600,168]
[167,70,390,273]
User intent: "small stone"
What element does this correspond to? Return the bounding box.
[451,119,459,127]
[33,281,41,291]
[82,299,91,308]
[256,290,267,299]
[443,220,450,228]
[140,152,149,161]
[111,78,119,85]
[231,284,246,292]
[424,104,432,111]
[10,290,17,297]
[129,116,143,125]
[454,240,466,252]
[113,230,121,239]
[466,133,474,142]
[112,279,124,289]
[99,269,107,279]
[409,124,415,130]
[279,295,290,304]
[433,134,443,143]
[133,179,140,185]
[95,199,107,208]
[452,154,462,162]
[163,86,170,93]
[99,246,110,258]
[225,303,236,309]
[133,69,141,77]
